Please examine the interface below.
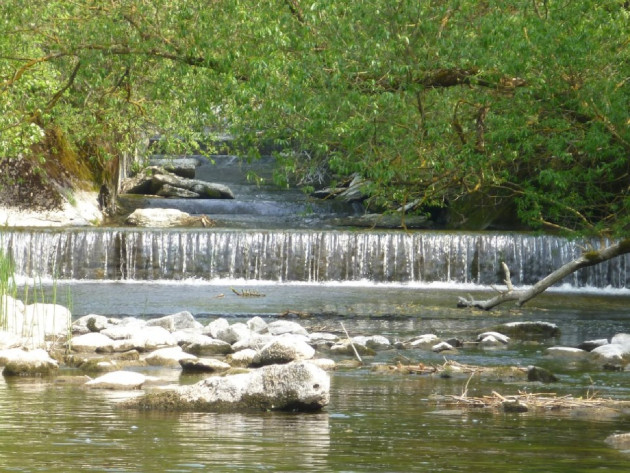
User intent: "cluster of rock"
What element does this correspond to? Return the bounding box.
[545,333,630,370]
[0,308,335,412]
[2,299,629,412]
[121,166,234,200]
[119,166,231,227]
[0,295,71,349]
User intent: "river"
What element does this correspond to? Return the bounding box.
[1,279,629,472]
[1,152,629,471]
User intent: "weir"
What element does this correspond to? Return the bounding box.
[0,228,627,288]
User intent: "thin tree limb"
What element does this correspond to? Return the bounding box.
[457,239,630,310]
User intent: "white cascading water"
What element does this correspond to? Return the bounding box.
[0,229,627,289]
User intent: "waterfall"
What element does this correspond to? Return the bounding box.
[0,228,627,288]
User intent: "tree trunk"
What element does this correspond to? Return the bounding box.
[457,239,630,310]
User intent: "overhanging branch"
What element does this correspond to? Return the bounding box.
[457,239,630,310]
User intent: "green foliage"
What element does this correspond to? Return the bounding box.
[1,0,628,236]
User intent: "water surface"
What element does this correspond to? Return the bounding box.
[2,283,630,471]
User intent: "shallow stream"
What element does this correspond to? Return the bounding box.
[2,282,630,472]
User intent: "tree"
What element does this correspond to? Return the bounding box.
[1,1,628,240]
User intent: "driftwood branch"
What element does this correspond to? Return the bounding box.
[457,239,630,310]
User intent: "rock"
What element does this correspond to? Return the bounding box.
[181,334,233,356]
[0,331,21,349]
[124,361,330,412]
[314,174,367,203]
[216,322,252,344]
[226,349,257,367]
[119,166,158,194]
[352,335,391,350]
[145,347,198,367]
[502,399,529,413]
[1,348,59,376]
[231,333,275,352]
[112,349,141,362]
[267,320,309,337]
[180,358,231,373]
[146,311,201,332]
[151,173,234,199]
[309,332,339,343]
[1,295,25,325]
[307,358,337,371]
[101,318,146,340]
[477,331,510,344]
[112,340,137,352]
[432,341,455,353]
[157,184,201,198]
[9,302,72,348]
[605,432,630,450]
[85,370,146,390]
[404,334,440,349]
[129,326,177,351]
[545,346,589,360]
[125,208,194,227]
[148,156,200,179]
[577,338,609,352]
[72,314,110,334]
[611,333,630,348]
[203,318,230,338]
[171,328,204,346]
[444,338,464,348]
[121,166,234,199]
[70,332,115,353]
[0,189,103,227]
[247,316,268,334]
[83,360,119,373]
[329,340,376,356]
[251,338,315,367]
[591,344,628,363]
[527,365,558,383]
[479,335,508,348]
[496,321,560,339]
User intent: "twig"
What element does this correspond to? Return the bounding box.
[461,370,476,398]
[340,322,363,364]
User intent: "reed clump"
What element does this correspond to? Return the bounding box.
[0,248,17,330]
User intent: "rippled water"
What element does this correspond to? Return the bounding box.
[1,369,629,472]
[2,283,630,471]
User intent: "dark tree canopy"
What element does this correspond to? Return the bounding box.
[1,1,628,236]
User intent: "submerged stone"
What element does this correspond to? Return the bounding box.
[180,358,231,373]
[85,370,146,390]
[496,321,560,339]
[545,346,589,360]
[527,365,558,383]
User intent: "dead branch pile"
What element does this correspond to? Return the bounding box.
[231,288,265,297]
[376,359,520,376]
[437,390,630,412]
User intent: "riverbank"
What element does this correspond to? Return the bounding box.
[0,190,103,227]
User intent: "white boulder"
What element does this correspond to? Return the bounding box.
[126,361,330,411]
[252,337,315,367]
